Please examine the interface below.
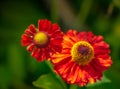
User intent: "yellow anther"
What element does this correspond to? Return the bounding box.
[34,32,48,46]
[71,41,94,65]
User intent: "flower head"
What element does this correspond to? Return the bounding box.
[52,30,112,86]
[21,19,63,62]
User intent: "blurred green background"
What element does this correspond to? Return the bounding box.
[0,0,120,89]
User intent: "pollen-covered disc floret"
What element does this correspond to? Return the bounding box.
[71,41,94,65]
[33,32,49,47]
[21,19,63,62]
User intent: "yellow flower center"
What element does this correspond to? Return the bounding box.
[33,32,49,47]
[71,41,94,65]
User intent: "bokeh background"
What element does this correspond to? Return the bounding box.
[0,0,120,89]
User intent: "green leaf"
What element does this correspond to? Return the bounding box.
[87,75,111,87]
[33,73,67,89]
[45,60,67,88]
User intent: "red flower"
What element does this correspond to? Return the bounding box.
[21,19,63,62]
[52,30,112,86]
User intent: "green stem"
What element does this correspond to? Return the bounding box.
[45,60,67,89]
[45,60,53,72]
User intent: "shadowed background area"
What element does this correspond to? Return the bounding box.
[0,0,120,89]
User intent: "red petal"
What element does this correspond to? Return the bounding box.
[33,48,50,62]
[50,37,63,52]
[84,64,102,79]
[62,35,74,48]
[49,24,60,34]
[31,48,39,58]
[52,53,71,64]
[67,30,79,42]
[21,34,32,46]
[94,41,110,55]
[38,19,51,32]
[94,36,104,43]
[56,60,73,79]
[29,24,36,33]
[27,43,34,52]
[92,54,112,71]
[76,66,88,86]
[67,63,77,83]
[25,29,34,36]
[50,30,63,38]
[44,48,51,60]
[35,49,43,62]
[67,30,77,37]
